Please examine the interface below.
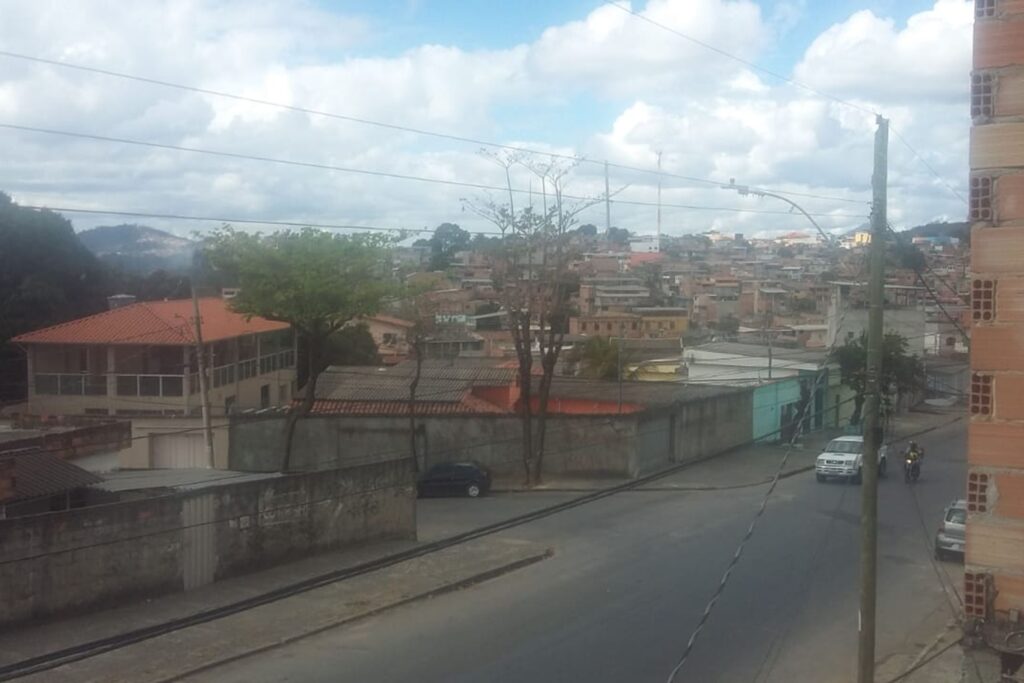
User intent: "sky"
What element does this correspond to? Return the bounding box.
[0,0,972,239]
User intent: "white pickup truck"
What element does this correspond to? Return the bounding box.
[815,435,888,484]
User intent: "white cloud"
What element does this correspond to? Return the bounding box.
[0,0,970,239]
[793,0,972,104]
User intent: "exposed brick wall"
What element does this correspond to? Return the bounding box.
[0,459,415,626]
[967,0,1024,630]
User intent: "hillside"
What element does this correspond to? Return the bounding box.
[77,224,196,273]
[902,221,968,240]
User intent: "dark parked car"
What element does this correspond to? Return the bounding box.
[417,462,491,498]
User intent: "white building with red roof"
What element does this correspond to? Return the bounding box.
[11,297,296,469]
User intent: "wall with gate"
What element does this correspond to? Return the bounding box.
[0,458,415,626]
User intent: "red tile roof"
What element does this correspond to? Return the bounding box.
[11,298,289,346]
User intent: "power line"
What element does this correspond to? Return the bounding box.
[0,49,865,206]
[602,1,877,117]
[0,123,868,219]
[884,225,970,346]
[602,5,967,210]
[889,127,968,206]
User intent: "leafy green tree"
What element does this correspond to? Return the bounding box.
[830,332,925,426]
[0,194,108,400]
[426,222,470,271]
[205,227,395,471]
[566,336,621,380]
[606,226,631,246]
[324,323,381,367]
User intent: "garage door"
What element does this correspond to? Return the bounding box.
[151,432,206,468]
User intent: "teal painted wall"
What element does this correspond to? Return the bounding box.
[753,378,802,442]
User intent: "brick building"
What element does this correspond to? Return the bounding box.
[965,0,1024,672]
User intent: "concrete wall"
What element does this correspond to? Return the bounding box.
[671,388,753,464]
[230,388,755,480]
[0,459,415,626]
[232,414,642,478]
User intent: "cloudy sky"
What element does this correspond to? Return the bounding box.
[0,0,972,239]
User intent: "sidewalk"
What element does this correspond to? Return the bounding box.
[0,537,551,683]
[493,406,964,493]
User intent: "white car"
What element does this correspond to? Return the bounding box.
[815,435,888,484]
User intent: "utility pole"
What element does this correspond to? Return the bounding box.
[605,160,611,233]
[617,336,623,414]
[190,286,215,469]
[656,151,663,242]
[858,114,888,683]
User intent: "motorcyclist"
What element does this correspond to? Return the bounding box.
[905,440,924,462]
[904,441,924,480]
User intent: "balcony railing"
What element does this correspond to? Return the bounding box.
[35,351,295,400]
[34,373,107,396]
[189,351,294,394]
[116,374,184,398]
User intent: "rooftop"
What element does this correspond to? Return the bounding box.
[11,298,289,346]
[1,451,103,504]
[98,468,280,493]
[688,341,829,365]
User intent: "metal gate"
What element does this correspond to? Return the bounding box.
[182,494,216,590]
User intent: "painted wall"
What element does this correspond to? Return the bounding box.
[752,378,802,442]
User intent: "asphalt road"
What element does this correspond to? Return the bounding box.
[195,419,965,683]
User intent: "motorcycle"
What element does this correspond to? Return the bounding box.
[904,456,921,483]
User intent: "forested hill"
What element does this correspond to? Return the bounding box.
[0,194,192,401]
[78,223,196,273]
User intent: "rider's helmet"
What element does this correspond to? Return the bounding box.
[909,441,918,450]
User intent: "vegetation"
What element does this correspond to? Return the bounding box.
[415,222,471,271]
[830,332,925,426]
[565,336,621,380]
[0,194,192,401]
[205,227,395,471]
[467,154,593,486]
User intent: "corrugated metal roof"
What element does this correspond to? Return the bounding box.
[1,451,103,504]
[309,398,508,415]
[691,342,828,364]
[11,298,289,346]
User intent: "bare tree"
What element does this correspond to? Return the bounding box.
[465,155,599,486]
[394,291,440,473]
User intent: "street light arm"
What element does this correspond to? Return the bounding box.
[754,189,834,245]
[722,179,836,245]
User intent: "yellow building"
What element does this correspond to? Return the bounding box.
[635,307,689,338]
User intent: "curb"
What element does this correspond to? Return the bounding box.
[157,548,553,683]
